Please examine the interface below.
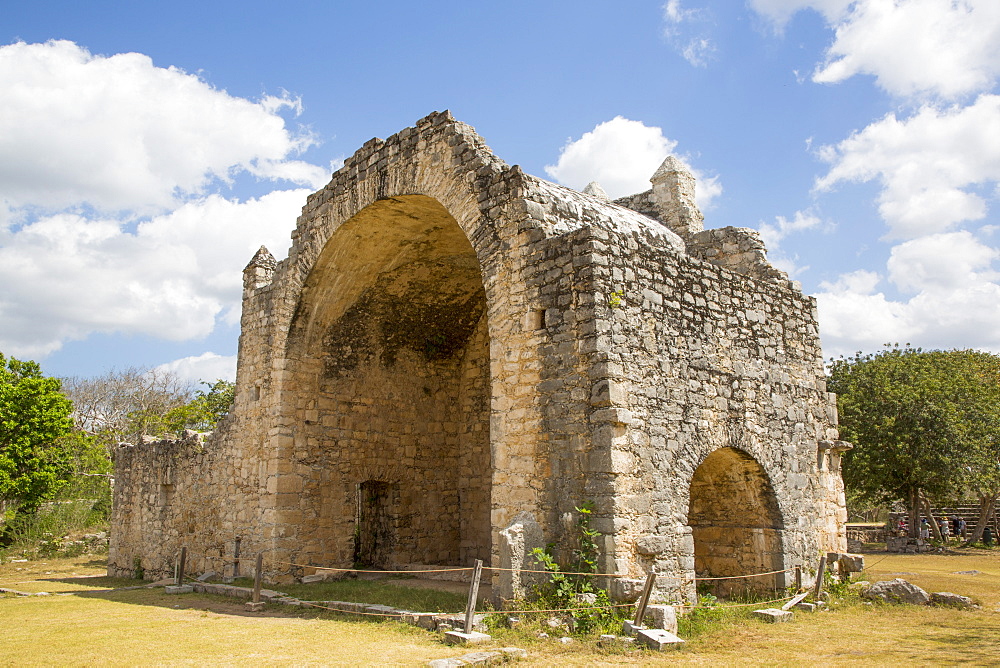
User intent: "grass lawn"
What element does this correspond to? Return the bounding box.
[1,548,999,666]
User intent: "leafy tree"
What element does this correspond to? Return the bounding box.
[0,353,75,523]
[62,366,192,448]
[162,379,236,433]
[62,370,235,455]
[829,345,1000,541]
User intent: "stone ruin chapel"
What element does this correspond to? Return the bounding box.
[110,111,850,601]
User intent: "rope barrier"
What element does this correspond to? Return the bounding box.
[273,560,473,575]
[296,600,415,618]
[675,593,796,610]
[170,548,797,584]
[485,602,637,615]
[692,567,793,581]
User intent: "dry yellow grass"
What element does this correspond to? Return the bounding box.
[1,549,999,666]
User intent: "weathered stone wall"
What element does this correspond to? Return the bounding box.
[109,429,266,580]
[564,221,845,598]
[109,111,848,601]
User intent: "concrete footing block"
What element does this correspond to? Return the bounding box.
[636,628,685,650]
[443,630,491,646]
[164,585,193,594]
[621,620,647,636]
[753,608,793,623]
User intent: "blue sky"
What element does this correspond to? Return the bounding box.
[2,1,998,383]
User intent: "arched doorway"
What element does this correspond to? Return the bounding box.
[687,447,784,596]
[286,194,492,569]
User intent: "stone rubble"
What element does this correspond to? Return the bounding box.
[862,579,931,605]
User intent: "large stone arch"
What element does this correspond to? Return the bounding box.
[685,446,785,596]
[277,194,493,569]
[107,113,849,598]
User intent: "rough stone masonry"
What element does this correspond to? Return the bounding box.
[109,111,850,602]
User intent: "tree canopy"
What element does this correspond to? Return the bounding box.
[0,353,75,516]
[62,369,234,451]
[829,345,1000,539]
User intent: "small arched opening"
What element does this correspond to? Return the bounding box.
[687,447,784,596]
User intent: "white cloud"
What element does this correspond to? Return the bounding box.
[0,40,327,214]
[887,231,999,293]
[816,95,1000,238]
[758,210,826,276]
[758,210,823,248]
[813,0,1000,100]
[0,190,307,358]
[662,1,717,67]
[751,0,1000,100]
[156,352,237,384]
[817,255,1000,358]
[746,1,1000,357]
[544,116,722,208]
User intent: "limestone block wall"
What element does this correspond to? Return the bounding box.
[563,222,845,598]
[108,428,266,579]
[109,111,849,599]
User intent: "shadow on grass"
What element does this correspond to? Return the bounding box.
[37,573,470,624]
[892,620,1000,663]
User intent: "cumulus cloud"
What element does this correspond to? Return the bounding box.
[662,0,717,67]
[544,116,722,208]
[813,0,1000,100]
[746,1,1000,356]
[751,0,1000,100]
[816,95,1000,238]
[758,210,826,276]
[887,231,999,293]
[0,40,327,214]
[817,274,1000,357]
[0,190,307,358]
[156,352,237,384]
[816,233,1000,358]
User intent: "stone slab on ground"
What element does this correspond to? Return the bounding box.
[636,628,685,650]
[443,631,491,646]
[753,608,792,623]
[245,601,266,612]
[794,602,817,612]
[400,611,438,629]
[196,571,216,582]
[164,585,193,594]
[781,591,810,611]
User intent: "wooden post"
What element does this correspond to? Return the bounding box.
[233,538,242,578]
[633,571,657,628]
[795,564,802,591]
[252,553,263,604]
[463,559,483,634]
[176,546,187,586]
[812,555,827,601]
